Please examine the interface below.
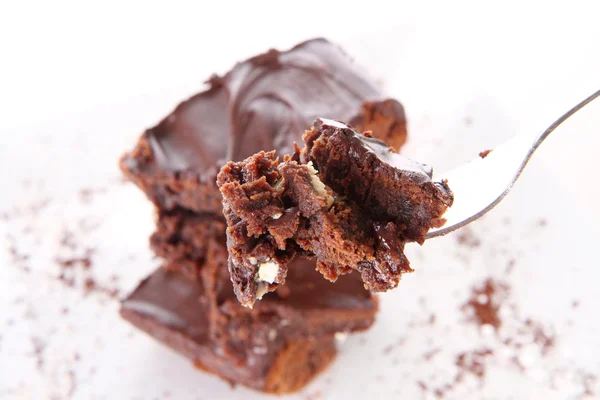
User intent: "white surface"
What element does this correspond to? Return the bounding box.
[1,2,600,399]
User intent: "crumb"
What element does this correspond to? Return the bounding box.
[84,278,96,292]
[55,248,94,269]
[383,344,395,355]
[78,187,106,204]
[538,218,548,227]
[506,259,516,274]
[525,318,555,356]
[581,373,597,398]
[304,391,322,400]
[28,198,51,215]
[61,307,70,315]
[59,230,77,250]
[455,348,493,383]
[572,300,580,308]
[30,337,46,370]
[67,369,77,398]
[464,117,473,126]
[510,356,526,373]
[74,352,80,362]
[79,189,93,204]
[456,227,481,248]
[462,278,509,330]
[429,314,437,325]
[417,381,428,391]
[479,149,492,158]
[423,348,441,361]
[57,272,75,287]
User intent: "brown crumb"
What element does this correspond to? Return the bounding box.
[456,228,481,248]
[525,318,555,356]
[462,278,509,330]
[31,337,46,370]
[79,187,106,204]
[67,369,77,398]
[429,314,437,325]
[581,373,597,398]
[464,117,473,126]
[382,344,395,355]
[538,218,548,227]
[84,278,96,292]
[423,348,441,361]
[55,252,93,269]
[479,149,492,159]
[59,230,77,250]
[506,259,516,274]
[304,391,322,400]
[417,381,428,391]
[455,348,493,383]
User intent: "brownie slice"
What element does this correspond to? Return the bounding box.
[120,38,407,215]
[121,263,377,394]
[218,118,453,307]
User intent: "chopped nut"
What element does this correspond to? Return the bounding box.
[256,281,269,300]
[257,261,279,284]
[306,161,334,208]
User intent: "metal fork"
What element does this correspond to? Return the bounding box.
[426,89,600,239]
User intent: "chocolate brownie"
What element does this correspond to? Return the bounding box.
[120,38,407,215]
[218,118,453,307]
[150,208,226,280]
[121,262,377,394]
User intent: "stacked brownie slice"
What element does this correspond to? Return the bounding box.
[119,38,408,393]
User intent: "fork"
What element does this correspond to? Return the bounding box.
[426,89,600,239]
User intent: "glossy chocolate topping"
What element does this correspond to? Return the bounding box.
[121,268,210,342]
[315,118,434,183]
[122,258,375,338]
[140,38,393,173]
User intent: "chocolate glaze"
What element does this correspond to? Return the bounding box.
[122,268,210,342]
[314,118,434,184]
[121,262,376,385]
[123,259,376,339]
[120,38,406,213]
[149,38,394,171]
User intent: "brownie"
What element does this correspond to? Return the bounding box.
[150,208,226,280]
[120,38,407,215]
[218,118,453,307]
[121,262,377,394]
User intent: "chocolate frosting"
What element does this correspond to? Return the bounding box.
[143,38,391,174]
[122,257,375,341]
